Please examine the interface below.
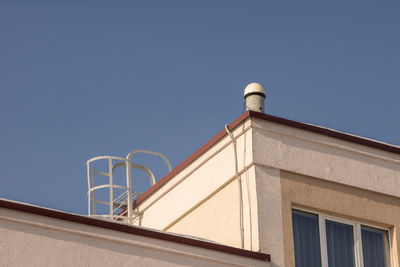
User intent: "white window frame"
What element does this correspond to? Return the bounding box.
[293,207,393,267]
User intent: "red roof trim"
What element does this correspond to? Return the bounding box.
[133,111,251,207]
[134,111,399,207]
[0,199,270,262]
[249,111,400,155]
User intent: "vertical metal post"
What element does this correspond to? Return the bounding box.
[126,159,132,223]
[87,162,91,216]
[109,158,113,220]
[92,170,96,215]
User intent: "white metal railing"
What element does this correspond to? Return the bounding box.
[86,150,172,223]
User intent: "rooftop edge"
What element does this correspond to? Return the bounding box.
[0,198,270,262]
[133,110,399,207]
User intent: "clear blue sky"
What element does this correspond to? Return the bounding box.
[1,1,399,215]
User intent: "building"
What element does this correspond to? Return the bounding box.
[1,83,399,266]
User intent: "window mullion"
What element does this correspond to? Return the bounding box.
[354,223,364,267]
[319,215,329,267]
[388,228,394,267]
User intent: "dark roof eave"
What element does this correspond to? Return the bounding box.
[249,111,399,155]
[0,199,270,262]
[134,110,399,207]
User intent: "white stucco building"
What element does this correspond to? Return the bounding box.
[129,109,399,267]
[1,85,399,266]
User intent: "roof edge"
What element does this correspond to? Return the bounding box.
[134,111,399,207]
[0,198,270,262]
[133,111,252,206]
[249,111,399,155]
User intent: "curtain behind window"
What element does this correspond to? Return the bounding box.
[292,210,322,267]
[361,226,390,267]
[325,220,355,267]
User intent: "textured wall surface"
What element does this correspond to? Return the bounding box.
[0,207,268,267]
[252,117,400,267]
[135,121,257,250]
[280,170,400,267]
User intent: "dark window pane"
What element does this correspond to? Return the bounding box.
[325,220,355,267]
[292,210,322,267]
[361,226,390,267]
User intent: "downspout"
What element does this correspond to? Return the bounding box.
[225,124,245,249]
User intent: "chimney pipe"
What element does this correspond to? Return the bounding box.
[244,83,266,113]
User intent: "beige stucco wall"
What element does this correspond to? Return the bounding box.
[252,117,400,267]
[168,179,242,247]
[135,120,259,250]
[255,165,284,267]
[5,114,397,266]
[251,118,400,198]
[280,170,400,267]
[132,115,399,267]
[0,207,268,267]
[167,165,259,251]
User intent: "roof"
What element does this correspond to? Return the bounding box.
[134,110,399,207]
[250,111,399,154]
[0,198,270,262]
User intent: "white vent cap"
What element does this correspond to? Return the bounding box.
[244,83,266,99]
[244,83,266,113]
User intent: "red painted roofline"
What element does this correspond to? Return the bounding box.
[0,199,270,262]
[133,111,251,207]
[134,111,399,207]
[249,111,400,154]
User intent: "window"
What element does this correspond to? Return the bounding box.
[292,209,391,267]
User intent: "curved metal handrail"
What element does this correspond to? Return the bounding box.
[86,149,172,223]
[87,184,129,193]
[87,155,126,164]
[112,161,156,186]
[126,149,172,172]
